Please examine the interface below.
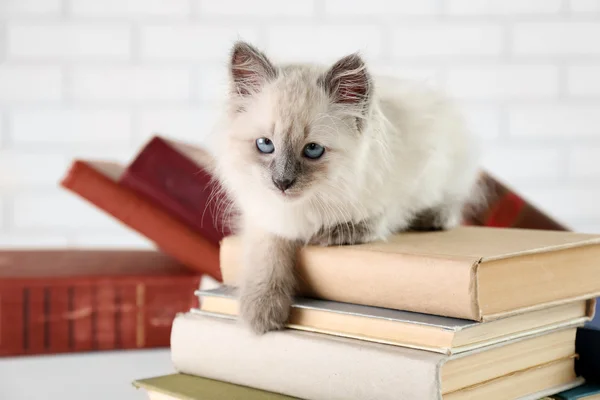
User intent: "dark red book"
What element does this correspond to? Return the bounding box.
[464,172,569,231]
[0,249,201,357]
[119,136,232,246]
[60,160,221,280]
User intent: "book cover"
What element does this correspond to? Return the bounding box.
[220,226,600,321]
[133,373,299,400]
[59,160,221,280]
[119,136,231,246]
[465,172,568,230]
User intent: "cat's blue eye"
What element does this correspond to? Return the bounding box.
[303,143,325,159]
[256,137,275,154]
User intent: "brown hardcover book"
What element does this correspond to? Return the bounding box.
[59,160,221,280]
[0,249,201,357]
[464,172,568,231]
[119,136,231,246]
[221,226,600,321]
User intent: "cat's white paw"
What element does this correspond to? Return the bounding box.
[239,286,292,335]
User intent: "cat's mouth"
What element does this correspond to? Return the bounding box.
[278,190,301,200]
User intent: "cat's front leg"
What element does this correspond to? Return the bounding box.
[238,228,298,334]
[310,218,382,246]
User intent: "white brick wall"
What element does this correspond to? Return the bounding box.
[0,0,599,249]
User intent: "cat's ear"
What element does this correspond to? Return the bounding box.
[320,53,372,107]
[229,41,277,97]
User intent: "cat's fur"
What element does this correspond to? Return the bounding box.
[210,41,483,334]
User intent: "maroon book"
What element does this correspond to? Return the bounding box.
[119,136,232,246]
[0,249,201,357]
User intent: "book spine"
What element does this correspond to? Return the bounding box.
[60,161,222,280]
[0,276,200,357]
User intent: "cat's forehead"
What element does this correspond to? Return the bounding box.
[269,67,327,128]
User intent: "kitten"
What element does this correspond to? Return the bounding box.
[210,41,483,334]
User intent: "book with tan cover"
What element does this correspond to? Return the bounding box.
[170,312,584,400]
[196,286,594,355]
[219,226,600,321]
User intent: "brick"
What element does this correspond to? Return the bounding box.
[521,187,600,220]
[12,192,129,229]
[446,65,559,99]
[324,0,438,15]
[0,0,62,16]
[0,113,4,146]
[481,146,563,180]
[70,0,190,17]
[0,151,71,187]
[137,107,219,145]
[267,26,383,62]
[0,235,70,247]
[570,146,600,177]
[569,0,600,13]
[68,232,155,248]
[200,0,314,16]
[141,25,259,60]
[391,23,503,58]
[447,0,562,14]
[513,22,600,55]
[508,105,600,136]
[0,66,62,101]
[568,222,600,234]
[8,24,131,59]
[11,109,131,144]
[71,67,191,101]
[567,65,600,96]
[369,64,440,86]
[197,65,230,103]
[458,104,502,139]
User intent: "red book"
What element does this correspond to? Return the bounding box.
[0,249,201,357]
[60,160,221,280]
[119,136,232,246]
[463,172,569,231]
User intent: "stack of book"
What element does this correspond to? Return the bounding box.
[1,136,228,357]
[133,226,600,400]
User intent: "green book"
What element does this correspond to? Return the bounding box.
[132,373,298,400]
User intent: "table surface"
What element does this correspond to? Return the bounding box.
[0,349,175,400]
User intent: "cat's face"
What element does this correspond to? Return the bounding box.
[218,41,373,204]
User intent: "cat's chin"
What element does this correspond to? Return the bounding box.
[271,188,303,201]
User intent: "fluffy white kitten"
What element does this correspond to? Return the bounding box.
[211,41,482,334]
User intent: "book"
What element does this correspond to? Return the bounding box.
[133,373,298,400]
[170,312,583,400]
[119,136,231,246]
[196,286,594,355]
[575,327,600,384]
[551,384,600,399]
[465,171,568,230]
[60,160,221,280]
[0,249,201,356]
[219,226,600,321]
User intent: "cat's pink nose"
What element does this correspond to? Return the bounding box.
[273,177,296,191]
